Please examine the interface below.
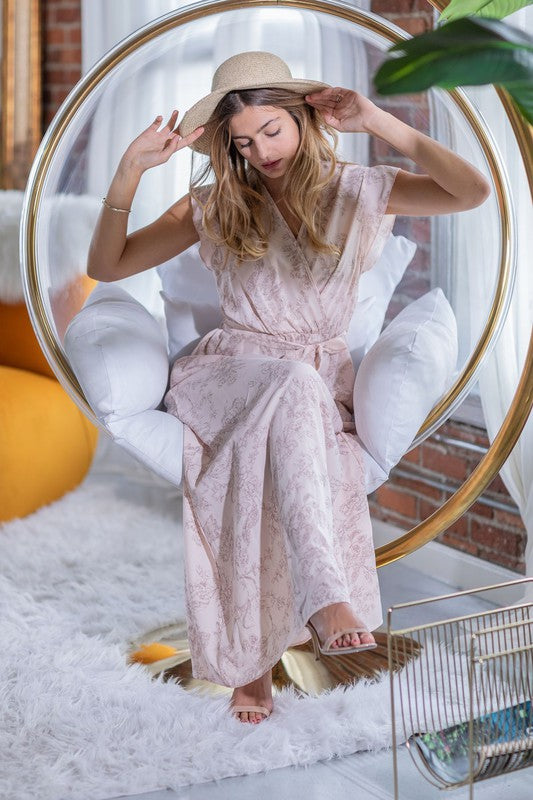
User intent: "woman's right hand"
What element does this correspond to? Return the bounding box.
[120,110,204,174]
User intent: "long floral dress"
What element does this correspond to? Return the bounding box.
[164,160,399,687]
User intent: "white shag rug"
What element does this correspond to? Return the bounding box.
[0,436,455,800]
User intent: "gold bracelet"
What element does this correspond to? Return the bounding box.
[102,196,131,213]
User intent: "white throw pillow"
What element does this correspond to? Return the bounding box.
[348,233,417,370]
[64,282,184,486]
[64,282,169,419]
[353,288,458,492]
[157,245,222,361]
[158,234,416,365]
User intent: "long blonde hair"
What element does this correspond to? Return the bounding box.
[190,88,340,265]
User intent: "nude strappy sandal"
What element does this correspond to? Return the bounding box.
[305,620,377,660]
[232,704,271,721]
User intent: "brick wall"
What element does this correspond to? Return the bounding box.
[42,0,82,130]
[40,0,527,573]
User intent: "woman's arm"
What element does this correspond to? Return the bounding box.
[87,111,203,282]
[305,87,491,216]
[366,108,491,216]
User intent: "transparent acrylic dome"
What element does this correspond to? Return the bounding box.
[21,0,516,442]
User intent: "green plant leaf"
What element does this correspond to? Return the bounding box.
[440,0,533,23]
[375,46,532,92]
[504,79,533,119]
[375,16,533,121]
[388,17,533,56]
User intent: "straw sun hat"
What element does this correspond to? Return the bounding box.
[178,51,332,154]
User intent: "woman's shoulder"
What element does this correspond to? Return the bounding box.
[335,160,400,191]
[335,160,394,175]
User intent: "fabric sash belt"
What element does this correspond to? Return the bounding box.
[221,322,348,370]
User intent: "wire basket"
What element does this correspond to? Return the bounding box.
[388,577,533,798]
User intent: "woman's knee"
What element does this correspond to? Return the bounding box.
[278,360,328,406]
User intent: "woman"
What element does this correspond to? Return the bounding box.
[87,51,490,725]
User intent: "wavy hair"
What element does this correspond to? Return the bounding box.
[189,87,340,265]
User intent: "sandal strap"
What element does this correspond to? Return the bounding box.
[323,628,371,652]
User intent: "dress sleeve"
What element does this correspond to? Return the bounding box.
[189,187,218,272]
[357,164,400,273]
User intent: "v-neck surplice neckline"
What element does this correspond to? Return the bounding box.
[260,183,333,305]
[262,186,305,244]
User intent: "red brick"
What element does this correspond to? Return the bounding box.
[56,6,80,24]
[412,218,431,244]
[470,522,524,557]
[417,497,439,520]
[438,531,479,557]
[468,501,494,520]
[372,0,430,14]
[400,447,420,466]
[486,474,508,495]
[385,300,404,321]
[418,499,469,536]
[376,486,418,518]
[493,508,526,529]
[421,445,469,481]
[409,247,430,271]
[393,16,432,36]
[45,27,66,45]
[67,27,82,45]
[413,107,430,135]
[55,47,81,64]
[392,474,442,501]
[476,551,523,573]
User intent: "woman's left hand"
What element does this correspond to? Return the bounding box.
[305,87,382,133]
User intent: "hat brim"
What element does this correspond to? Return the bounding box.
[179,79,331,155]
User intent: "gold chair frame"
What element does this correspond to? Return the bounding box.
[20,0,533,569]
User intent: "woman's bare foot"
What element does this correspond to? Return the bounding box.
[230,667,273,724]
[308,602,376,650]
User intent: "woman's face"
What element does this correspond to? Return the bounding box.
[229,105,300,182]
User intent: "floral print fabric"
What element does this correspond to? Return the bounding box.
[164,161,399,686]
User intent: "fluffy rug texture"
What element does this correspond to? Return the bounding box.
[0,438,466,800]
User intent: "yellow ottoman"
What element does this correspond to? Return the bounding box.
[0,365,98,522]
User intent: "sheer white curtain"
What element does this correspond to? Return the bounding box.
[430,7,532,593]
[466,9,533,597]
[80,0,372,316]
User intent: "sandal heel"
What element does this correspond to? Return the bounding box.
[305,623,321,661]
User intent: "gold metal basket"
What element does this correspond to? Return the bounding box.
[388,577,533,798]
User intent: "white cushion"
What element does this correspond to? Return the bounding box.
[64,282,184,486]
[64,282,455,496]
[348,233,417,370]
[158,234,416,365]
[353,288,458,492]
[157,245,222,361]
[64,282,169,419]
[106,411,183,486]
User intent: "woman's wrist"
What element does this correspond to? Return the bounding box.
[103,158,144,211]
[360,106,394,137]
[116,155,144,183]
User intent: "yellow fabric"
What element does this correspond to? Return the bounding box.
[0,302,56,379]
[0,366,98,522]
[130,643,178,664]
[0,274,95,378]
